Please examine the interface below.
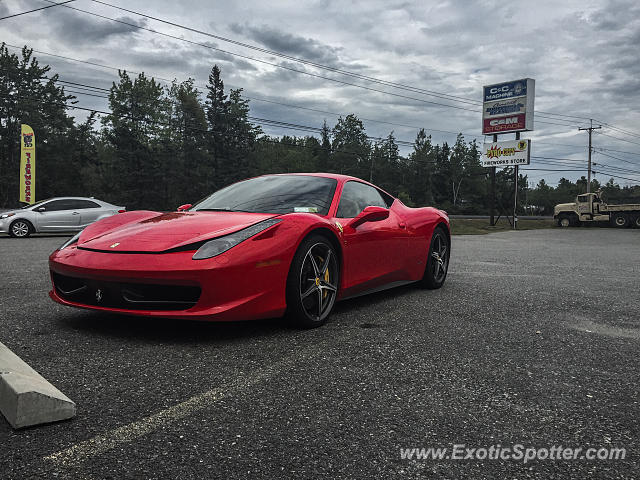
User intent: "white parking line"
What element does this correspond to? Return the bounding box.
[44,306,404,470]
[44,356,298,468]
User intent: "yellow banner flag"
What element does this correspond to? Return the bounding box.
[20,124,36,204]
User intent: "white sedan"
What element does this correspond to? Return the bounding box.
[0,197,125,238]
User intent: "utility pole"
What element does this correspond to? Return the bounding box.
[514,132,520,229]
[578,119,601,193]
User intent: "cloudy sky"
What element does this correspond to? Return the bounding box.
[2,0,640,186]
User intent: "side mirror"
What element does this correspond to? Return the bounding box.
[177,204,192,212]
[37,207,46,212]
[347,206,389,228]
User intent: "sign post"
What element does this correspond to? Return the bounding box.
[482,79,535,229]
[20,124,36,205]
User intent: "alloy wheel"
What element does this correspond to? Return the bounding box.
[430,232,449,283]
[11,221,30,237]
[299,242,338,322]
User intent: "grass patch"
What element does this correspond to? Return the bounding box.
[450,218,556,235]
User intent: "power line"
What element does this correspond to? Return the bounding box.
[598,123,640,140]
[532,155,585,163]
[81,0,619,131]
[531,156,640,176]
[43,82,583,150]
[34,77,630,175]
[592,171,640,183]
[595,146,640,157]
[29,82,424,145]
[593,163,640,176]
[20,1,635,135]
[32,1,590,130]
[40,0,482,114]
[37,73,487,141]
[32,72,640,176]
[520,168,587,172]
[0,0,75,20]
[594,150,640,166]
[3,92,638,187]
[13,43,585,144]
[596,131,640,147]
[86,0,485,107]
[0,92,425,159]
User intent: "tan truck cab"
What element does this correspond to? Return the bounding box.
[554,192,640,228]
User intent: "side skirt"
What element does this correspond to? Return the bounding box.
[339,280,416,301]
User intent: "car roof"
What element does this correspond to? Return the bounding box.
[42,196,101,201]
[265,172,361,182]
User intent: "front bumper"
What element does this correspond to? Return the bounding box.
[0,216,13,233]
[49,238,294,321]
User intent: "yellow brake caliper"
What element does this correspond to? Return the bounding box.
[323,258,329,299]
[317,255,330,299]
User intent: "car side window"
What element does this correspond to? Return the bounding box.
[336,181,388,218]
[69,200,100,209]
[38,200,73,212]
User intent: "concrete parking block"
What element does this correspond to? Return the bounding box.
[0,341,75,429]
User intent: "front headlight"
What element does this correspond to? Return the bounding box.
[59,231,82,250]
[193,218,282,260]
[1,212,15,219]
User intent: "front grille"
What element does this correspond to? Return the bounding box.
[52,272,201,311]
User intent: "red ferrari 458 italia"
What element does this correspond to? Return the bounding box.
[49,173,450,327]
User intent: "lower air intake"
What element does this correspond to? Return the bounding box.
[52,272,201,311]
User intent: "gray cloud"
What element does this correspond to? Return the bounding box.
[230,23,343,67]
[47,9,148,43]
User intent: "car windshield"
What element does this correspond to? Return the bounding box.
[21,198,53,209]
[192,175,338,215]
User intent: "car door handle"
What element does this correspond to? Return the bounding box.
[399,222,406,229]
[71,212,80,215]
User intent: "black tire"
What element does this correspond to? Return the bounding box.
[557,215,571,227]
[9,219,33,238]
[611,213,629,228]
[285,234,339,328]
[419,226,450,289]
[558,214,580,227]
[633,215,640,229]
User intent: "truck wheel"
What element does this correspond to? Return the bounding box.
[557,216,571,227]
[634,216,640,228]
[611,213,629,228]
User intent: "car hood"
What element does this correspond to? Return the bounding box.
[78,211,279,253]
[1,209,22,216]
[554,203,576,214]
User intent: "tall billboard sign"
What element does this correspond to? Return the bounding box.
[482,78,535,134]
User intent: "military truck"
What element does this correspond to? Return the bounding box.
[554,192,640,228]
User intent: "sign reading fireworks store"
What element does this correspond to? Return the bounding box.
[481,139,531,167]
[482,78,535,134]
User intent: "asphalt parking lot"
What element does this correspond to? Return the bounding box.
[0,228,638,479]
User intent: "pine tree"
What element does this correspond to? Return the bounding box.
[408,129,434,205]
[0,44,75,205]
[205,65,228,188]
